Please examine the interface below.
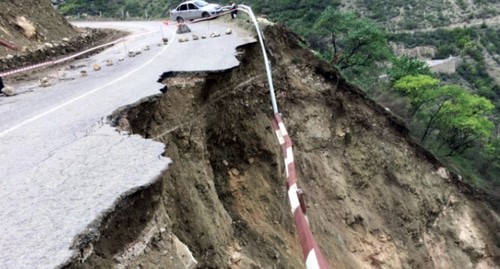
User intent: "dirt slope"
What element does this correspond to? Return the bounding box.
[0,0,117,73]
[60,24,500,269]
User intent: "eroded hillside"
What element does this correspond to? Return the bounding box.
[61,24,500,269]
[0,0,116,72]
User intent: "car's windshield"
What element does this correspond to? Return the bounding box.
[194,0,208,7]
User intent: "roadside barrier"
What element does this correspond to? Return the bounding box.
[272,113,330,269]
[237,4,331,269]
[0,31,152,78]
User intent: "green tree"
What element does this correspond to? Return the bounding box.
[418,85,464,143]
[387,56,432,82]
[393,75,439,116]
[419,85,495,155]
[313,7,391,72]
[485,138,500,181]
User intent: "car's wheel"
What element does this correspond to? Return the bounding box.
[202,12,210,18]
[176,17,184,23]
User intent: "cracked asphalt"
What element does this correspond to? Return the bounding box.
[0,20,255,268]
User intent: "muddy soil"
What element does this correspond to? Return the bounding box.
[60,24,500,269]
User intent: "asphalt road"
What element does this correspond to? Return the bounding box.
[0,19,255,268]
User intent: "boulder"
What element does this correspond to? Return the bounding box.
[176,24,191,34]
[2,85,15,96]
[40,77,51,87]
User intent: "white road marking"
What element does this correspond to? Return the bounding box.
[0,32,177,138]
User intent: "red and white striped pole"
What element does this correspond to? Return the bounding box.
[272,113,330,269]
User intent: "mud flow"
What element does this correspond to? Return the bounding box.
[65,25,499,269]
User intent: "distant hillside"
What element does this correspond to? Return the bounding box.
[349,0,500,31]
[57,0,177,19]
[56,0,500,31]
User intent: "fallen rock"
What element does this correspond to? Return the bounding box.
[176,24,192,34]
[80,70,88,77]
[231,252,242,263]
[40,77,51,87]
[16,16,36,38]
[162,37,169,44]
[201,35,207,39]
[230,168,240,176]
[105,59,113,66]
[2,85,15,96]
[226,28,232,35]
[93,64,101,71]
[128,50,136,57]
[144,45,150,51]
[436,167,450,179]
[192,34,199,40]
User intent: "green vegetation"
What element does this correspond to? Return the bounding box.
[393,75,439,116]
[389,27,483,59]
[389,72,497,185]
[313,7,391,73]
[312,7,391,92]
[59,0,182,18]
[314,8,391,70]
[389,26,500,121]
[388,56,432,82]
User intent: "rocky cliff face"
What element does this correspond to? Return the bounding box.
[60,24,499,269]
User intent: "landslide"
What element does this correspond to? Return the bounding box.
[69,24,499,269]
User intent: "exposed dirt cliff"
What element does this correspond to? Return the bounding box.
[60,24,499,269]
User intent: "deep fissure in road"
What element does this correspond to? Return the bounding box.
[66,25,499,269]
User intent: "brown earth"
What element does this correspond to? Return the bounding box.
[61,24,500,269]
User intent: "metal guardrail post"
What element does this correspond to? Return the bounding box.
[239,5,279,115]
[238,6,331,269]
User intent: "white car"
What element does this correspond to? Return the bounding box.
[170,0,222,23]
